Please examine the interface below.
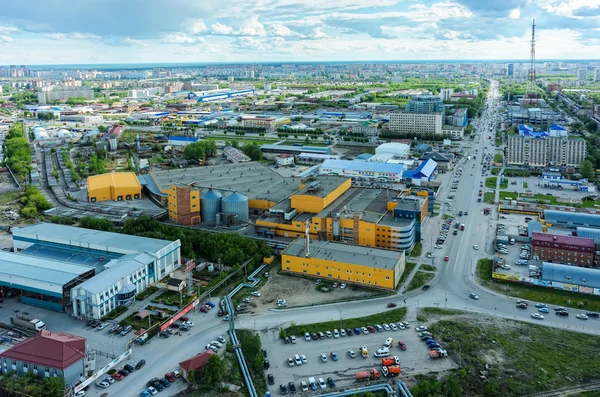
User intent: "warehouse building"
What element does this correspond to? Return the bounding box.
[282,238,405,290]
[145,162,301,226]
[87,172,142,202]
[12,223,181,319]
[0,252,94,312]
[544,210,600,229]
[261,144,332,156]
[576,227,600,245]
[319,160,405,182]
[532,232,595,267]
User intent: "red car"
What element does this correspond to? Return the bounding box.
[165,373,176,383]
[111,373,124,381]
[444,256,449,262]
[398,341,407,351]
[200,306,208,313]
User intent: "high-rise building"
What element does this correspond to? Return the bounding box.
[439,88,454,101]
[507,63,514,76]
[594,68,600,82]
[405,95,444,113]
[577,68,587,81]
[506,135,586,167]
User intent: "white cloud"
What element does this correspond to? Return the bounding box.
[509,8,521,19]
[46,32,100,40]
[537,0,600,17]
[238,16,267,36]
[233,36,266,50]
[161,34,206,45]
[309,28,328,39]
[187,20,208,34]
[0,35,14,43]
[268,23,298,37]
[0,26,18,33]
[210,22,235,35]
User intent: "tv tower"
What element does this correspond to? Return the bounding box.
[524,19,538,106]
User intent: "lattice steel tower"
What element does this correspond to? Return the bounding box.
[524,19,538,106]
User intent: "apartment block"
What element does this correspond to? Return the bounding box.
[388,112,442,135]
[506,136,586,167]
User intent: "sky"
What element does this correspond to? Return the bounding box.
[0,0,599,65]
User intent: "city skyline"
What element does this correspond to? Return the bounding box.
[0,0,599,64]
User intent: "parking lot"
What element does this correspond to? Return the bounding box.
[261,322,454,394]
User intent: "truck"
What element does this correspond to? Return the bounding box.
[356,369,380,382]
[460,224,465,231]
[11,315,45,331]
[381,356,400,366]
[430,350,448,359]
[382,365,401,377]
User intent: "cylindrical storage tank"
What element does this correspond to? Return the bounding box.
[222,192,249,222]
[333,218,340,237]
[201,189,222,224]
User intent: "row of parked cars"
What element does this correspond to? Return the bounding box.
[274,376,335,394]
[517,300,599,319]
[158,316,194,338]
[140,371,181,396]
[85,319,133,337]
[96,360,146,389]
[283,321,412,344]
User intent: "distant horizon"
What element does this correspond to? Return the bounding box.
[12,59,600,72]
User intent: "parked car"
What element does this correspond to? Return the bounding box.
[267,374,274,385]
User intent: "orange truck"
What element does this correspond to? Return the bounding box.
[430,349,448,359]
[356,369,380,382]
[381,356,400,366]
[382,365,401,377]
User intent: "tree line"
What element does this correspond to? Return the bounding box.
[3,122,31,184]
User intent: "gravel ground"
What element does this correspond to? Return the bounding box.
[250,271,384,314]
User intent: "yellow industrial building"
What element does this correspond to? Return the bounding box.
[282,238,405,290]
[167,184,201,225]
[87,172,142,202]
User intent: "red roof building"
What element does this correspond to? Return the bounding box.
[108,124,125,138]
[0,330,86,385]
[532,232,595,267]
[179,350,215,382]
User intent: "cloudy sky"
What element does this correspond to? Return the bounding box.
[0,0,599,65]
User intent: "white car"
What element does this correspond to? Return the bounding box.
[415,326,427,332]
[301,381,308,392]
[96,381,109,388]
[361,327,369,334]
[348,350,356,358]
[383,323,391,331]
[251,292,261,297]
[434,245,443,249]
[531,313,544,320]
[473,245,479,250]
[287,357,295,367]
[304,332,311,341]
[300,354,307,364]
[183,321,194,327]
[390,323,398,331]
[210,340,223,348]
[427,254,435,258]
[320,353,327,363]
[576,314,589,320]
[340,283,346,289]
[396,322,405,330]
[333,329,339,338]
[75,392,85,397]
[97,322,109,330]
[340,328,346,337]
[318,378,327,389]
[294,355,303,365]
[104,377,115,384]
[217,335,226,344]
[402,321,410,328]
[147,387,158,396]
[290,335,297,344]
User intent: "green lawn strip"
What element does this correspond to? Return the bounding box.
[407,271,435,292]
[420,264,437,272]
[399,262,417,287]
[410,242,423,257]
[484,192,495,204]
[417,307,465,322]
[135,286,158,300]
[485,177,497,189]
[499,191,518,200]
[476,259,600,312]
[280,307,407,337]
[423,319,600,396]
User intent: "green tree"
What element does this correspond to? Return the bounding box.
[79,216,115,232]
[581,159,595,179]
[585,120,598,132]
[242,143,263,161]
[189,354,227,385]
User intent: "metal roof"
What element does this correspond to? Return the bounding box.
[12,223,174,255]
[532,232,595,248]
[576,227,600,244]
[320,160,404,174]
[414,159,437,178]
[283,239,403,270]
[75,253,156,294]
[0,251,92,286]
[544,210,600,228]
[87,172,141,191]
[542,262,600,289]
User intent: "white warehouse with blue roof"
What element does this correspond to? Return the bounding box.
[11,223,181,320]
[319,159,405,182]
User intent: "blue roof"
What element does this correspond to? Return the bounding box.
[414,159,437,178]
[549,124,566,131]
[0,251,92,287]
[320,160,404,174]
[576,227,600,244]
[542,262,600,289]
[355,153,373,161]
[519,123,548,137]
[168,136,200,143]
[545,210,600,228]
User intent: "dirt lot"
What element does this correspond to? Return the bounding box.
[248,271,385,313]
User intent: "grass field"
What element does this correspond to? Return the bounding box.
[280,307,407,337]
[419,318,600,396]
[499,191,519,200]
[420,264,437,272]
[0,191,20,206]
[484,192,495,204]
[407,271,435,292]
[399,262,417,288]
